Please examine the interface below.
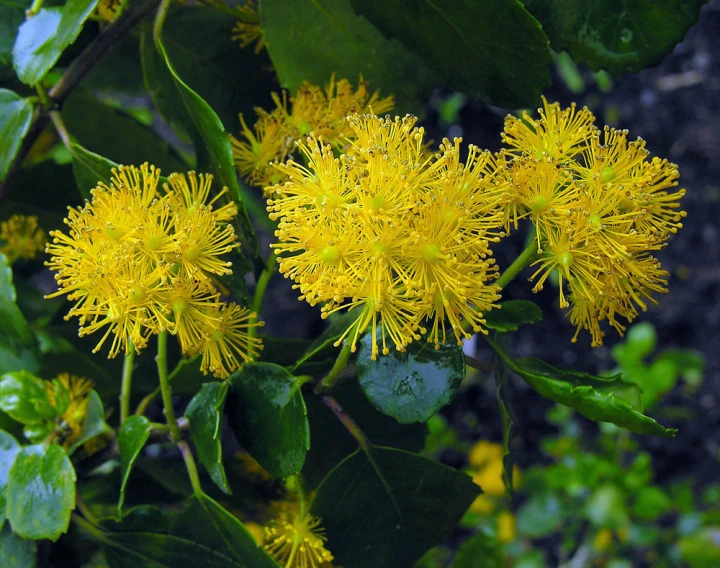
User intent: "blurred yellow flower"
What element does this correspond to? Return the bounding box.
[50,374,93,449]
[264,506,334,568]
[45,164,262,377]
[232,1,264,53]
[0,214,46,264]
[467,440,521,513]
[269,114,505,358]
[496,511,516,543]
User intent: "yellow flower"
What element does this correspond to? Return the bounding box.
[45,164,263,376]
[50,374,93,448]
[263,507,334,568]
[269,115,505,358]
[231,110,292,188]
[96,0,120,22]
[0,214,47,263]
[231,0,264,54]
[467,440,521,512]
[594,528,614,552]
[497,511,516,543]
[502,96,596,161]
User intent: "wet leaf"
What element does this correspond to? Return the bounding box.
[357,336,465,423]
[0,430,21,530]
[0,370,57,424]
[6,444,76,541]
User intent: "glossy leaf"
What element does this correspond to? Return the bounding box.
[357,336,465,424]
[227,362,310,479]
[12,0,99,86]
[509,356,676,436]
[484,300,543,332]
[0,523,36,568]
[302,378,428,488]
[141,28,258,272]
[186,381,231,494]
[69,390,111,454]
[62,91,187,174]
[118,415,151,514]
[523,0,706,74]
[311,447,480,567]
[0,89,33,182]
[454,532,504,568]
[350,0,552,107]
[70,143,119,200]
[171,493,279,567]
[6,444,76,541]
[261,0,434,113]
[0,370,57,424]
[0,430,21,530]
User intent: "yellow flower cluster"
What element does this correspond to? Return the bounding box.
[263,506,334,568]
[0,214,46,264]
[45,164,262,378]
[232,0,264,54]
[500,98,685,346]
[269,114,506,359]
[231,77,395,189]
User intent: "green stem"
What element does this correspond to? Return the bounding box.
[249,252,276,340]
[156,331,181,441]
[153,0,171,44]
[315,341,352,395]
[26,0,44,16]
[177,440,203,495]
[496,241,539,290]
[120,341,135,425]
[484,334,517,371]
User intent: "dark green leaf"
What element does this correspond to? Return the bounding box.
[454,532,504,568]
[522,0,706,74]
[62,91,187,174]
[160,6,276,130]
[70,142,119,200]
[6,444,76,541]
[0,89,33,182]
[0,6,24,67]
[227,362,310,479]
[289,311,358,373]
[0,430,21,530]
[12,0,99,86]
[357,335,465,424]
[516,492,563,537]
[101,505,174,534]
[186,381,231,494]
[495,348,515,499]
[0,370,57,424]
[302,378,428,488]
[311,447,480,567]
[69,390,111,454]
[492,341,676,436]
[118,415,152,515]
[350,0,552,107]
[261,0,434,113]
[484,300,543,332]
[0,254,38,375]
[98,531,244,568]
[170,493,279,567]
[0,523,36,568]
[141,27,258,272]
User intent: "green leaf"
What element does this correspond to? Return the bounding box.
[311,447,480,567]
[0,89,33,182]
[678,528,720,568]
[141,27,258,272]
[261,0,434,113]
[495,350,515,499]
[98,531,245,568]
[70,142,119,200]
[585,484,628,529]
[186,381,231,494]
[0,253,38,375]
[68,390,111,454]
[516,492,563,537]
[484,300,543,332]
[522,0,707,75]
[0,430,21,530]
[350,0,552,107]
[454,532,504,568]
[356,335,465,424]
[62,91,188,174]
[0,6,24,67]
[0,523,36,568]
[302,378,428,488]
[226,362,310,479]
[6,444,76,541]
[159,6,276,130]
[632,486,671,521]
[12,0,99,86]
[290,311,362,374]
[170,493,280,568]
[117,415,151,515]
[0,370,57,424]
